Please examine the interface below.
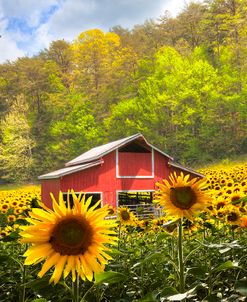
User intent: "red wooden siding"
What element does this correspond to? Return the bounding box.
[41,149,194,208]
[41,179,60,208]
[118,152,152,176]
[58,150,170,208]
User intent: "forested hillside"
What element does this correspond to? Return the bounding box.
[0,0,246,182]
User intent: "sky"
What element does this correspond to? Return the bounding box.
[0,0,188,64]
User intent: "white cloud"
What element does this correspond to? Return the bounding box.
[46,0,170,40]
[0,35,25,63]
[0,0,60,27]
[0,0,195,63]
[161,0,187,17]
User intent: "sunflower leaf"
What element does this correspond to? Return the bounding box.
[159,286,178,297]
[94,271,128,285]
[213,260,241,272]
[135,291,159,301]
[235,279,247,296]
[141,251,163,264]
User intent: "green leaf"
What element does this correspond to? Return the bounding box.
[31,299,49,302]
[187,266,208,278]
[142,252,163,264]
[94,271,128,285]
[0,254,12,262]
[214,260,240,272]
[202,294,221,302]
[156,232,169,243]
[1,231,19,242]
[235,279,247,296]
[159,286,178,297]
[24,275,51,290]
[108,248,124,256]
[135,292,159,302]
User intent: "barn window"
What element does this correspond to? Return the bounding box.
[62,192,102,209]
[117,191,158,218]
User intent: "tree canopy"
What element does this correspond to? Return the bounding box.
[0,0,246,182]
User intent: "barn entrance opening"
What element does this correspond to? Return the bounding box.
[118,191,159,219]
[62,192,101,209]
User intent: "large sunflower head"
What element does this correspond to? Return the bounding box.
[20,190,117,284]
[154,172,212,221]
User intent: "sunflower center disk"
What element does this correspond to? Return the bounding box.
[227,212,238,222]
[49,216,93,255]
[121,211,130,221]
[170,186,197,210]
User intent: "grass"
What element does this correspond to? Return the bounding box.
[0,182,40,191]
[197,153,247,170]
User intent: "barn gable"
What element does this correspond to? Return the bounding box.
[65,133,173,167]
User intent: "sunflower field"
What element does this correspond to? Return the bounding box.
[0,163,247,302]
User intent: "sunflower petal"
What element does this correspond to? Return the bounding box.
[49,255,67,284]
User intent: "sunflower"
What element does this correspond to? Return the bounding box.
[107,205,116,216]
[20,191,117,284]
[225,205,242,226]
[118,207,137,225]
[7,215,16,224]
[213,197,228,211]
[154,172,212,220]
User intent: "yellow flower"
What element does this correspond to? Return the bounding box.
[107,205,116,216]
[225,205,242,226]
[20,191,117,284]
[7,215,16,224]
[118,207,137,225]
[213,197,228,211]
[154,172,212,220]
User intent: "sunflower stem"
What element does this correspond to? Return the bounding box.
[178,218,185,293]
[72,273,80,302]
[20,264,26,302]
[118,222,121,250]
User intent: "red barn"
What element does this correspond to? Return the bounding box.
[39,133,204,210]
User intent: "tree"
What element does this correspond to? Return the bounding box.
[105,46,247,164]
[48,92,102,165]
[71,29,137,115]
[0,94,36,181]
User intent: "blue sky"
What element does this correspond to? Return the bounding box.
[0,0,188,63]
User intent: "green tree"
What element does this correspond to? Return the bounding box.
[105,46,246,164]
[0,95,36,181]
[48,93,102,165]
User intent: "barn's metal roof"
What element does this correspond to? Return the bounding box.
[39,133,204,180]
[38,160,103,180]
[168,161,205,178]
[65,133,173,167]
